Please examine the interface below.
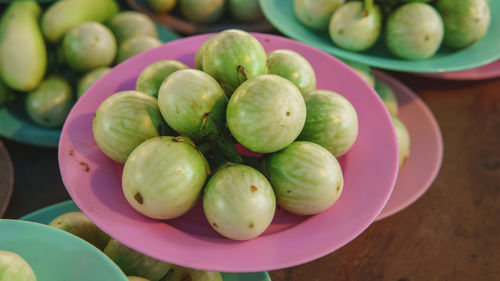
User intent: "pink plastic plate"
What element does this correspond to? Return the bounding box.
[58,33,398,272]
[374,71,443,220]
[418,59,500,80]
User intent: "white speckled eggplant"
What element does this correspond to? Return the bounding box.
[267,141,344,215]
[62,22,116,73]
[228,0,263,22]
[202,29,267,93]
[49,211,110,250]
[294,0,345,31]
[226,74,306,153]
[77,67,110,98]
[436,0,490,49]
[392,115,410,169]
[374,79,398,115]
[136,60,189,97]
[127,276,150,281]
[116,36,162,64]
[298,89,358,157]
[329,1,382,52]
[267,49,316,94]
[203,164,276,240]
[122,136,208,220]
[158,69,227,140]
[180,0,225,24]
[385,3,444,60]
[104,238,172,281]
[0,250,37,281]
[93,90,170,163]
[146,0,177,13]
[194,35,214,70]
[342,59,375,88]
[107,11,158,44]
[25,75,73,128]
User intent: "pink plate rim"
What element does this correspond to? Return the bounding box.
[58,33,399,272]
[374,70,443,220]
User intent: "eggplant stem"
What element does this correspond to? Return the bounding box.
[193,141,213,176]
[237,65,252,85]
[218,80,235,96]
[200,112,209,131]
[364,0,373,15]
[212,133,243,164]
[197,141,212,155]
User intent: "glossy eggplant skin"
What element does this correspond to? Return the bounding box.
[203,164,276,240]
[298,89,358,157]
[385,3,444,60]
[122,136,208,220]
[436,0,490,49]
[267,141,344,215]
[0,1,46,92]
[202,29,267,93]
[226,74,306,154]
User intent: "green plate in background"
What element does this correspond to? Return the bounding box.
[156,22,180,43]
[21,200,272,281]
[0,219,129,281]
[260,0,500,73]
[0,23,179,148]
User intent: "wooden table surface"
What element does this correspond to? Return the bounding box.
[2,73,499,280]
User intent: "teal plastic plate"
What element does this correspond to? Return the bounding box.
[0,219,128,281]
[21,200,272,281]
[260,0,500,73]
[0,23,179,148]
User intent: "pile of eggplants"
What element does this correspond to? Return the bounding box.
[145,0,264,24]
[0,210,222,281]
[93,29,359,241]
[0,0,164,128]
[49,211,222,281]
[342,60,410,169]
[294,0,491,60]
